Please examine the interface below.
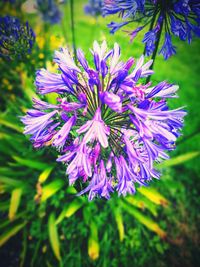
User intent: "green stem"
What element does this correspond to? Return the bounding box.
[143,9,158,56]
[61,4,68,44]
[143,3,160,84]
[146,19,163,84]
[69,0,77,62]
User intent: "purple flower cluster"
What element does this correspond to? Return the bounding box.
[36,0,62,24]
[0,16,35,60]
[21,41,186,200]
[103,0,200,59]
[84,0,103,17]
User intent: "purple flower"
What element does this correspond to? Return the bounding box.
[36,0,62,24]
[103,0,200,59]
[52,115,76,150]
[77,107,110,148]
[84,0,103,17]
[21,41,186,200]
[159,33,177,60]
[0,16,35,60]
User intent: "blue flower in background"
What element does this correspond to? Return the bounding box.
[36,0,62,24]
[84,0,103,17]
[21,41,186,200]
[0,15,35,60]
[103,0,200,59]
[2,0,25,4]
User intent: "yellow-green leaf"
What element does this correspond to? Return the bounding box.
[121,201,166,238]
[113,208,124,242]
[56,199,84,224]
[66,186,77,194]
[45,93,58,105]
[48,213,61,261]
[88,222,99,261]
[0,222,26,247]
[9,188,23,220]
[38,167,54,184]
[41,179,64,202]
[138,187,168,206]
[125,194,158,216]
[158,151,200,168]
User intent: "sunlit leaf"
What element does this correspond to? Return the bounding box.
[125,195,158,216]
[66,186,77,194]
[48,213,61,261]
[41,179,64,202]
[9,187,23,220]
[158,151,200,168]
[138,187,168,206]
[121,201,166,238]
[21,72,38,101]
[38,167,54,184]
[113,208,124,241]
[0,222,26,247]
[56,199,84,224]
[88,221,100,261]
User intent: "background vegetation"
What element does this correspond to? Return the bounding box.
[0,1,200,266]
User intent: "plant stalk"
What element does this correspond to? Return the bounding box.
[69,0,77,62]
[145,19,163,84]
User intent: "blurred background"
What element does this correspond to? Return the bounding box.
[0,0,200,266]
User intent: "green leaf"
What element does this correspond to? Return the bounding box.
[38,167,54,184]
[56,199,84,224]
[0,222,26,247]
[0,133,24,152]
[9,188,23,220]
[0,212,27,230]
[158,151,200,168]
[41,179,64,202]
[0,176,24,188]
[48,213,61,261]
[45,93,58,105]
[138,187,168,206]
[121,201,166,238]
[0,118,23,133]
[66,186,77,194]
[12,156,50,171]
[113,208,124,242]
[20,227,27,267]
[0,201,10,211]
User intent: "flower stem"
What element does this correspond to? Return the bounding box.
[69,0,77,62]
[145,19,163,84]
[143,3,162,84]
[61,3,68,44]
[143,3,159,56]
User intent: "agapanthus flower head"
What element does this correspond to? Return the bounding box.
[0,16,35,60]
[103,0,200,59]
[84,0,103,17]
[36,0,62,24]
[21,41,186,200]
